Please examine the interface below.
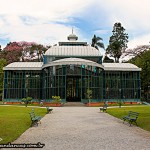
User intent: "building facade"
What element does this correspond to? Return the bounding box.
[3,33,141,103]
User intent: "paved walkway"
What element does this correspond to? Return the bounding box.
[6,107,150,150]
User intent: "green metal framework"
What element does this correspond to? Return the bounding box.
[42,65,103,103]
[4,70,41,101]
[3,65,141,103]
[103,71,141,102]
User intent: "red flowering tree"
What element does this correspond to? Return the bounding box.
[2,42,23,64]
[0,41,49,64]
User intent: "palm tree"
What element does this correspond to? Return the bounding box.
[91,35,105,50]
[30,44,48,62]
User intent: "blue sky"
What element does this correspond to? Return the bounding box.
[0,0,150,54]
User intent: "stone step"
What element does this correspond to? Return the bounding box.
[63,102,86,107]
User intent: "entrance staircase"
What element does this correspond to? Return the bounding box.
[63,102,86,107]
[142,101,150,105]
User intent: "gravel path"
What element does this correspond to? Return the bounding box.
[4,107,150,150]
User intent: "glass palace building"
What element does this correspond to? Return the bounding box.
[3,33,141,104]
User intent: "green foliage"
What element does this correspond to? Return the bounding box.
[91,35,104,50]
[21,98,26,102]
[22,97,32,102]
[51,96,61,103]
[0,45,2,51]
[86,89,92,100]
[22,97,33,107]
[0,42,48,63]
[26,97,32,101]
[1,42,23,64]
[117,100,124,108]
[0,59,7,100]
[129,50,150,101]
[106,22,128,62]
[0,106,46,144]
[103,55,114,63]
[30,44,48,62]
[107,106,150,132]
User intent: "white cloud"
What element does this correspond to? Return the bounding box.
[0,0,96,46]
[92,0,150,49]
[101,0,150,25]
[1,19,74,45]
[0,0,150,49]
[0,0,93,20]
[128,34,150,49]
[94,30,110,35]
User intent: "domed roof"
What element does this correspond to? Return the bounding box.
[44,31,102,57]
[67,33,78,41]
[44,46,101,56]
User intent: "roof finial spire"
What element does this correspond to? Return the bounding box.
[67,28,78,41]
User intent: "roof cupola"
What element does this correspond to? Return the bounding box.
[67,28,78,41]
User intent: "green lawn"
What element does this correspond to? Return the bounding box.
[107,106,150,132]
[0,106,47,144]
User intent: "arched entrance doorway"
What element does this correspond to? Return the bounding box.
[66,76,81,102]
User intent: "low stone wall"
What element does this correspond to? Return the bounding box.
[85,102,139,107]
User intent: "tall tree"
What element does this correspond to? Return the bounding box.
[91,35,104,50]
[2,42,23,64]
[0,42,48,63]
[129,50,150,101]
[0,59,7,100]
[30,44,48,62]
[103,55,114,63]
[106,22,128,62]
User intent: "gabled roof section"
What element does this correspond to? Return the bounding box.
[3,62,43,70]
[102,63,141,71]
[44,46,101,57]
